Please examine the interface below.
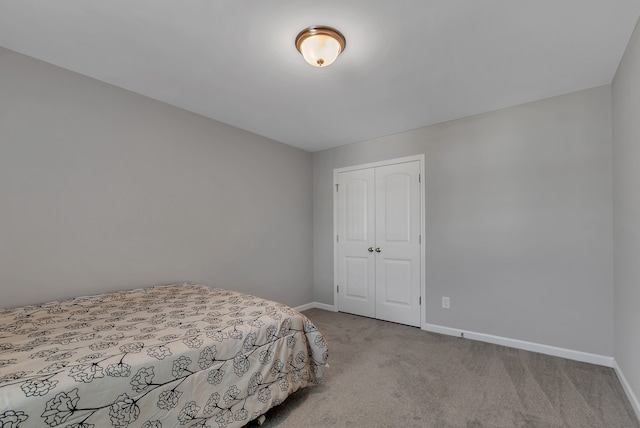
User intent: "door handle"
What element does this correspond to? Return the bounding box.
[367,247,374,252]
[375,247,382,253]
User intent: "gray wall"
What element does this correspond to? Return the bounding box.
[0,47,313,309]
[314,86,614,356]
[612,16,640,410]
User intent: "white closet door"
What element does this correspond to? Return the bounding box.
[336,168,376,318]
[374,161,421,327]
[336,160,422,327]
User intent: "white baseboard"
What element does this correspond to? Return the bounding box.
[423,323,614,368]
[614,359,640,421]
[294,302,336,312]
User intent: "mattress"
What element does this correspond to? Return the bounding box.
[0,284,328,427]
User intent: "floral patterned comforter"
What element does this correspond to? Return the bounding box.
[0,284,328,428]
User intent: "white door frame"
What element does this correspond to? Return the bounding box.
[333,154,426,328]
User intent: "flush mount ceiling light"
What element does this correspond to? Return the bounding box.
[295,26,346,67]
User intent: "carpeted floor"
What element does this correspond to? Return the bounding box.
[248,309,639,428]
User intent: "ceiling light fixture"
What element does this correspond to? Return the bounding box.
[295,26,346,67]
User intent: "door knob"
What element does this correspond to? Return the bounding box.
[375,247,382,253]
[367,247,374,252]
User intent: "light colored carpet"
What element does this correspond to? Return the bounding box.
[248,309,639,428]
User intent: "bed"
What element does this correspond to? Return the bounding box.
[0,283,328,428]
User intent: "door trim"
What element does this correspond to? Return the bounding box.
[333,154,426,328]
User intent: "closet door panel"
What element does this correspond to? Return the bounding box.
[337,169,376,318]
[375,161,421,327]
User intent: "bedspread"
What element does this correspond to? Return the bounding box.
[0,284,328,427]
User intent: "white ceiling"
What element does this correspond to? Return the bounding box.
[1,1,639,152]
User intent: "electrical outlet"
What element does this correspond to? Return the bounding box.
[442,296,450,309]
